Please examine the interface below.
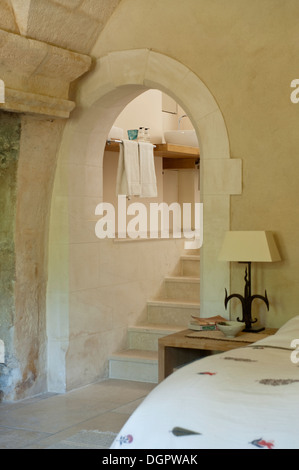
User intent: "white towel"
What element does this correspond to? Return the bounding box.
[139,142,157,198]
[116,140,141,196]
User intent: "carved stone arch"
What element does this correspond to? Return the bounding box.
[47,49,241,391]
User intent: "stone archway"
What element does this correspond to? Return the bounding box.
[47,49,242,392]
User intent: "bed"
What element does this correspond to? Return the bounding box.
[111,316,299,449]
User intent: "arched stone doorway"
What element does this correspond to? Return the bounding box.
[47,49,241,392]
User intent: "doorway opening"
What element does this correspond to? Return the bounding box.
[103,89,200,241]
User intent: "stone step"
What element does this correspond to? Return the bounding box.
[109,349,158,383]
[109,249,201,383]
[164,276,200,301]
[180,254,200,277]
[128,323,184,351]
[147,299,200,325]
[184,248,200,255]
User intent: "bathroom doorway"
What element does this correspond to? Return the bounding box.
[103,89,200,239]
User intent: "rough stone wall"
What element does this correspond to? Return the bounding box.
[13,116,66,400]
[0,112,65,401]
[0,111,21,401]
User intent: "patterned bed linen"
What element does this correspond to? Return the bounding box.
[111,316,299,449]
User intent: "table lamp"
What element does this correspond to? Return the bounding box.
[219,231,281,332]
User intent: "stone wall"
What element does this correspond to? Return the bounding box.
[0,111,21,400]
[0,112,66,401]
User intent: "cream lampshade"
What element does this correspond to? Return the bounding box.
[219,231,281,332]
[219,231,281,263]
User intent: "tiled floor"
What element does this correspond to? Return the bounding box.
[0,379,155,449]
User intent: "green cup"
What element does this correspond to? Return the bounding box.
[127,129,138,140]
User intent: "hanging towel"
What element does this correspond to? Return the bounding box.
[139,142,157,197]
[116,139,141,196]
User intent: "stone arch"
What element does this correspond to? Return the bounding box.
[47,49,241,392]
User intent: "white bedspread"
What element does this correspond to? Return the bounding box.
[111,316,299,449]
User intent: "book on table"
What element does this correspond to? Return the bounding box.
[188,315,227,331]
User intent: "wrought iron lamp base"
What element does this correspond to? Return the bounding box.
[224,262,269,332]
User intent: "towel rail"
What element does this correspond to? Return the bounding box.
[106,139,156,148]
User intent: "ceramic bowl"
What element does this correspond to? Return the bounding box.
[217,321,245,338]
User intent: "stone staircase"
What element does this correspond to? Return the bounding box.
[108,249,200,383]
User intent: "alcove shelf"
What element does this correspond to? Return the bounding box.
[105,141,200,169]
[155,143,199,158]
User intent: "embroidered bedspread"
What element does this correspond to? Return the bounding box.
[111,316,299,449]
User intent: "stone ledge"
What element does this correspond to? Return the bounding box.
[0,88,75,118]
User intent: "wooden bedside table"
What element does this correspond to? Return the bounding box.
[158,327,277,382]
